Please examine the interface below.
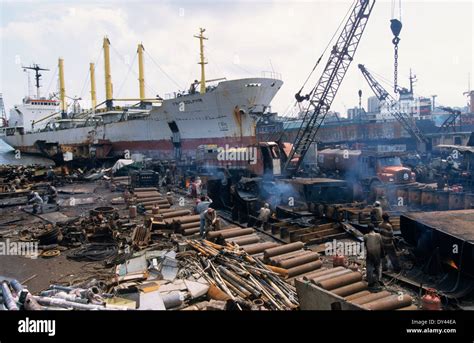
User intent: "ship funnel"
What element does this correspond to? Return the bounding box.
[58,58,67,118]
[137,43,145,101]
[103,36,113,109]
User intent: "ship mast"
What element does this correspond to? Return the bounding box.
[194,28,208,94]
[23,64,49,99]
[90,62,97,110]
[58,58,67,118]
[137,43,146,101]
[103,36,113,110]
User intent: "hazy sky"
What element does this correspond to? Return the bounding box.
[1,0,473,116]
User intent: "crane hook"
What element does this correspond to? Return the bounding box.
[390,19,402,38]
[390,19,402,93]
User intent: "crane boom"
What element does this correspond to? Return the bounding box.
[358,64,430,145]
[438,106,461,133]
[283,0,376,175]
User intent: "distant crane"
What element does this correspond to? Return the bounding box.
[283,0,376,175]
[431,95,437,111]
[0,93,7,127]
[438,106,461,133]
[358,64,430,146]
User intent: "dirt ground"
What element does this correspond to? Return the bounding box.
[0,254,102,293]
[0,181,121,293]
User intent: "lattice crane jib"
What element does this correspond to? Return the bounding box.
[284,0,376,176]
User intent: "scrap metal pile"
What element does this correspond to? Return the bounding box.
[183,239,299,310]
[0,238,299,311]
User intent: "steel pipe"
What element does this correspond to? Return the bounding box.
[1,281,19,310]
[286,260,323,278]
[351,291,392,305]
[331,281,368,297]
[263,242,304,259]
[242,242,279,255]
[161,210,192,219]
[10,279,24,294]
[278,252,320,269]
[181,222,201,229]
[303,266,344,280]
[226,234,260,246]
[163,215,200,224]
[363,294,413,311]
[344,290,371,301]
[183,227,201,235]
[269,250,311,264]
[309,269,352,284]
[396,304,419,310]
[316,272,363,290]
[207,228,255,239]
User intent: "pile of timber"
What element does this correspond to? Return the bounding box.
[300,266,416,310]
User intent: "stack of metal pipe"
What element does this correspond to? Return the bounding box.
[1,279,43,311]
[302,266,416,310]
[133,188,171,210]
[207,227,260,247]
[184,239,299,310]
[149,213,202,235]
[262,242,322,279]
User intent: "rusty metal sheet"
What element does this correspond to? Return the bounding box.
[402,210,474,241]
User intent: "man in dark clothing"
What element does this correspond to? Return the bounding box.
[437,174,446,190]
[379,212,401,273]
[364,224,383,288]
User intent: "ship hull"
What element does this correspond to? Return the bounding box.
[2,77,283,161]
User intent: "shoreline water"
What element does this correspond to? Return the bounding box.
[0,140,54,166]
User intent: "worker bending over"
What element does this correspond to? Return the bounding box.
[28,191,44,214]
[200,208,220,239]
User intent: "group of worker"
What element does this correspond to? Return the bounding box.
[193,190,399,291]
[364,201,401,289]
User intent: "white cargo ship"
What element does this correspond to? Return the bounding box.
[1,30,283,162]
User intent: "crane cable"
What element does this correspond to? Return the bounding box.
[272,0,357,144]
[295,0,357,103]
[391,0,403,93]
